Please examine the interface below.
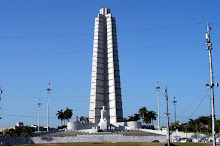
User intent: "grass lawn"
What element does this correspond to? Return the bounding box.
[14,142,220,146]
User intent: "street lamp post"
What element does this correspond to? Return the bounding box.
[38,99,42,132]
[164,86,170,146]
[155,81,161,130]
[46,83,52,132]
[0,88,2,120]
[173,97,177,123]
[0,88,2,103]
[173,97,177,142]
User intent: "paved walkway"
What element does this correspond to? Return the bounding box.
[40,130,163,137]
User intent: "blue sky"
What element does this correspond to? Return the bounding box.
[0,0,219,128]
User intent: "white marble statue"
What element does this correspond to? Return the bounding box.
[98,106,108,130]
[100,106,107,120]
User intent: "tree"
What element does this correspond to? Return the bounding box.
[148,111,157,124]
[80,116,85,124]
[143,115,151,125]
[170,121,180,131]
[138,107,157,125]
[138,107,147,123]
[170,121,180,142]
[14,126,22,136]
[139,107,147,117]
[8,129,15,136]
[3,129,9,136]
[21,126,34,136]
[194,124,201,143]
[128,115,134,121]
[123,118,128,122]
[3,129,9,144]
[3,126,33,137]
[64,108,73,123]
[183,125,189,141]
[133,113,140,121]
[128,113,140,121]
[56,109,64,126]
[85,117,89,123]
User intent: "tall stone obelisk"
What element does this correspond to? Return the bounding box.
[89,8,123,124]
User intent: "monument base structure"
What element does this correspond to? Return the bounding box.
[66,121,141,133]
[67,106,140,132]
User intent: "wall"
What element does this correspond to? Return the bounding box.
[1,134,166,144]
[139,129,220,143]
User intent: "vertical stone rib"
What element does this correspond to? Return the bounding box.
[89,15,106,123]
[106,16,123,123]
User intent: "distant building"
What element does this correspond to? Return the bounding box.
[0,126,15,132]
[0,122,24,132]
[16,122,23,127]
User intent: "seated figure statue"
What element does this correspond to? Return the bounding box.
[98,106,108,130]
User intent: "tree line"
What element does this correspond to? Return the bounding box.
[2,126,34,137]
[78,116,89,124]
[123,107,157,126]
[56,108,90,126]
[56,107,157,127]
[170,115,220,139]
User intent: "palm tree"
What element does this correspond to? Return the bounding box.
[143,115,151,125]
[128,113,140,121]
[80,116,85,124]
[138,107,157,125]
[64,108,73,123]
[128,115,134,121]
[148,111,157,124]
[134,113,140,121]
[56,109,64,126]
[138,107,148,124]
[138,107,147,118]
[85,117,89,123]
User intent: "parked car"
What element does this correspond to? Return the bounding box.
[152,140,159,143]
[179,138,192,143]
[179,138,187,143]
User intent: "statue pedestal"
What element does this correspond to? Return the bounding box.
[99,118,108,130]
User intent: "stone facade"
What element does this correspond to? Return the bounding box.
[89,8,123,124]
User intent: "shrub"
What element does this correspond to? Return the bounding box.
[97,129,103,132]
[58,125,67,129]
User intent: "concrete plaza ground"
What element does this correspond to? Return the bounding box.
[14,142,220,146]
[2,130,220,145]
